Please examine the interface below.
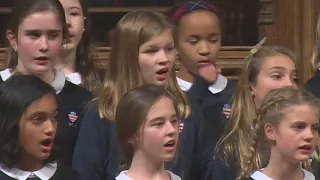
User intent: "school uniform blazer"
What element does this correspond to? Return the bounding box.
[72,100,119,180]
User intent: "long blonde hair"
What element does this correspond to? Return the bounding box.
[98,10,190,121]
[238,87,320,179]
[311,13,320,71]
[214,46,297,175]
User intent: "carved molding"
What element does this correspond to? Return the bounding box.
[258,0,274,25]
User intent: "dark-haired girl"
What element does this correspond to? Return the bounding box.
[57,0,105,94]
[0,0,93,167]
[0,75,78,180]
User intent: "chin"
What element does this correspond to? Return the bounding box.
[32,66,51,74]
[162,154,175,162]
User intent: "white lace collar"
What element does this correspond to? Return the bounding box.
[176,74,228,94]
[0,162,57,180]
[0,68,66,94]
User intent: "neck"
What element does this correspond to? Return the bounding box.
[126,151,169,180]
[262,147,303,180]
[16,61,54,84]
[17,154,44,172]
[176,64,194,83]
[56,49,77,75]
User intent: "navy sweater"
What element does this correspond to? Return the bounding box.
[72,100,119,180]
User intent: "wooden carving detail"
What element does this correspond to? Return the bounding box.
[258,0,274,25]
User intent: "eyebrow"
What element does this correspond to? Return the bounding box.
[24,29,62,33]
[67,6,82,10]
[142,41,174,49]
[149,114,177,123]
[187,33,220,38]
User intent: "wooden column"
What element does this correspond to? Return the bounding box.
[259,0,318,84]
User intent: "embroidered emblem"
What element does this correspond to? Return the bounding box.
[222,104,232,119]
[178,120,184,133]
[68,111,78,127]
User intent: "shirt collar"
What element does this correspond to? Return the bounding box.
[66,72,82,85]
[176,74,228,94]
[0,68,66,94]
[0,162,57,180]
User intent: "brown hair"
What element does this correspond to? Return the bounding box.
[311,13,320,71]
[115,84,179,167]
[215,46,297,176]
[98,9,190,121]
[6,0,68,69]
[238,87,320,179]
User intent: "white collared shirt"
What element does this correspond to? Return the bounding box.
[66,72,82,85]
[0,68,66,94]
[176,74,228,94]
[250,168,315,180]
[0,162,57,180]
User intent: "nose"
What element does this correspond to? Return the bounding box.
[157,50,169,65]
[39,36,49,53]
[303,128,315,142]
[283,77,294,87]
[65,15,71,28]
[44,119,57,136]
[165,121,178,136]
[198,41,210,56]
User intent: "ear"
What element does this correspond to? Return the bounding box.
[6,30,17,51]
[264,123,276,141]
[127,134,138,145]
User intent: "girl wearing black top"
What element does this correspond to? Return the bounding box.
[0,75,78,180]
[0,0,93,167]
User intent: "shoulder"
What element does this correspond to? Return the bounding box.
[60,81,93,99]
[115,171,131,180]
[52,163,79,180]
[305,73,320,98]
[167,171,182,180]
[302,169,315,180]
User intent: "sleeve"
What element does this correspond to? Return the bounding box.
[72,101,120,180]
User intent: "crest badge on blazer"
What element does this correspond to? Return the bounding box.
[68,111,78,127]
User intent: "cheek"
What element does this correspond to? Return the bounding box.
[139,55,153,73]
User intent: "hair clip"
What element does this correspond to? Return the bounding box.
[245,37,266,59]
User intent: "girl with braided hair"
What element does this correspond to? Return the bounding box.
[206,45,298,180]
[239,87,320,180]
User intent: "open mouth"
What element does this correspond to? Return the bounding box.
[164,139,176,148]
[40,138,53,151]
[156,68,169,75]
[156,68,169,81]
[35,56,49,61]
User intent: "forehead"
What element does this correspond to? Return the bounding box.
[145,96,175,121]
[19,11,62,31]
[59,0,82,10]
[260,54,296,72]
[178,10,220,36]
[140,29,173,48]
[24,94,57,115]
[281,105,319,124]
